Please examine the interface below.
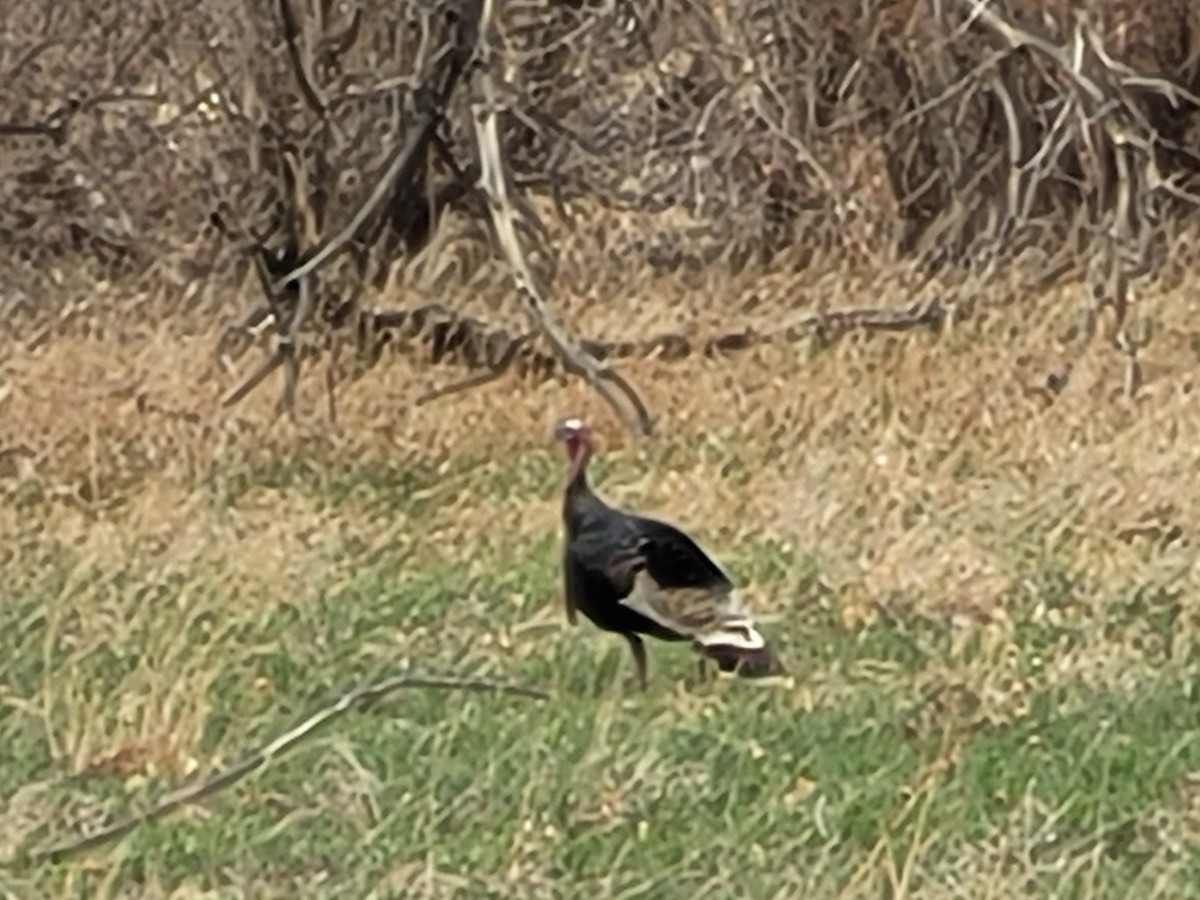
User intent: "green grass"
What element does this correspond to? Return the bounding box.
[2,449,1199,899]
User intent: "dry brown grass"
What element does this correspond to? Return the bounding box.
[4,267,1197,607]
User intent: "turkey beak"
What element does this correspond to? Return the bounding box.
[553,422,571,442]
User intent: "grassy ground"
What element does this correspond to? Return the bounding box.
[2,271,1200,898]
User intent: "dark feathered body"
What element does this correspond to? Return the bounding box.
[562,478,699,644]
[555,418,783,689]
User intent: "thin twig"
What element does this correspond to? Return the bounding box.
[280,274,316,422]
[16,672,548,868]
[220,348,288,408]
[415,369,507,405]
[277,0,326,116]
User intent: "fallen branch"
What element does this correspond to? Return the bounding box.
[15,672,548,868]
[218,291,955,417]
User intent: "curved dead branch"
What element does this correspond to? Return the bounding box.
[13,672,548,869]
[468,0,654,435]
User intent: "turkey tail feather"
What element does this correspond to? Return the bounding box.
[620,574,786,677]
[696,638,784,678]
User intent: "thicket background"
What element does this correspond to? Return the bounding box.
[4,0,1199,407]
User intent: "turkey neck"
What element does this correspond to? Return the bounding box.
[562,440,601,524]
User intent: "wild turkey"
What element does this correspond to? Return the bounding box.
[555,416,784,689]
